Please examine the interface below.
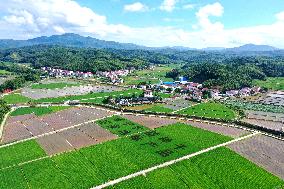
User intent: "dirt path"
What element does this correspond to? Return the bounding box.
[0,107,15,142]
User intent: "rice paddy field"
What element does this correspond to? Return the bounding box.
[10,106,70,116]
[144,105,174,113]
[176,102,236,120]
[122,65,175,85]
[113,147,284,189]
[126,104,174,113]
[0,116,283,189]
[2,93,31,104]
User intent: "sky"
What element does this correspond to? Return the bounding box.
[0,0,284,48]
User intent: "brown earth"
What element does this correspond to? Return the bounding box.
[229,135,284,179]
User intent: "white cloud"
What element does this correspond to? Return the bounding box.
[196,2,224,32]
[124,2,148,12]
[160,0,178,12]
[0,0,284,49]
[182,4,195,10]
[276,11,284,21]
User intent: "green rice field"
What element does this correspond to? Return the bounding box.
[0,122,282,188]
[177,102,236,120]
[3,93,31,104]
[10,106,70,116]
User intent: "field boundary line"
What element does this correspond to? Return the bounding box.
[91,132,261,189]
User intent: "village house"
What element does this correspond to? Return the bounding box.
[41,67,93,78]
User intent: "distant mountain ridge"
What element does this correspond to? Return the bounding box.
[226,44,278,52]
[0,33,281,52]
[0,33,146,50]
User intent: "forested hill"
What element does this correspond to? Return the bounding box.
[0,45,150,72]
[0,33,146,50]
[167,57,284,91]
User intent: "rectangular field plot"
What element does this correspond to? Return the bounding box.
[56,107,114,125]
[242,118,284,131]
[1,122,32,144]
[21,159,73,189]
[185,120,250,138]
[6,114,36,125]
[36,133,74,155]
[58,128,98,149]
[113,147,284,189]
[176,102,236,120]
[40,113,72,130]
[0,140,46,169]
[245,110,284,122]
[78,123,118,142]
[122,114,178,129]
[229,135,284,179]
[22,118,54,136]
[0,167,28,189]
[96,115,149,136]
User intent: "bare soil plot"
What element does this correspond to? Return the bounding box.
[185,120,250,138]
[21,85,95,99]
[36,123,117,155]
[229,135,284,179]
[21,85,123,99]
[245,110,284,122]
[40,113,72,130]
[1,122,32,143]
[92,85,123,93]
[36,133,74,155]
[122,114,178,129]
[6,114,36,125]
[163,98,194,110]
[58,128,98,149]
[2,107,114,145]
[78,122,118,142]
[56,107,114,125]
[242,118,284,131]
[22,118,54,136]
